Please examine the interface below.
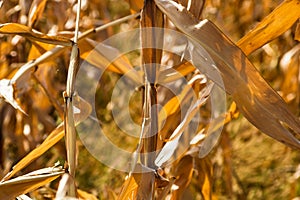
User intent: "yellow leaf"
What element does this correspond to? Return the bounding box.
[28,41,55,60]
[126,0,144,13]
[28,0,48,27]
[118,174,140,200]
[79,39,141,84]
[0,23,72,46]
[79,39,123,74]
[77,189,98,200]
[118,164,155,200]
[0,167,64,200]
[194,157,213,200]
[158,62,196,83]
[237,0,300,55]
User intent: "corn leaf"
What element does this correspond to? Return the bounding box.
[0,79,26,114]
[79,39,141,84]
[158,62,196,83]
[0,167,64,200]
[28,0,48,27]
[155,83,213,167]
[155,0,300,149]
[1,97,91,181]
[77,189,98,200]
[118,174,139,200]
[237,0,300,55]
[176,0,204,20]
[118,164,155,200]
[126,0,144,13]
[194,157,213,200]
[0,23,72,46]
[170,155,194,200]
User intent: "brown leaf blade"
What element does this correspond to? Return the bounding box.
[0,23,72,46]
[171,155,193,200]
[155,0,300,149]
[176,0,205,19]
[0,167,64,200]
[237,0,300,55]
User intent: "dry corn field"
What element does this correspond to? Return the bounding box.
[0,0,300,199]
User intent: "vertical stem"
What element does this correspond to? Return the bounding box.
[142,81,158,168]
[140,0,164,169]
[139,1,164,199]
[143,83,158,168]
[64,0,81,197]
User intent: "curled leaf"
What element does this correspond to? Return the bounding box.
[0,79,26,114]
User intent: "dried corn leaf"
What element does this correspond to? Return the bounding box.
[157,177,176,199]
[198,102,239,157]
[194,157,213,200]
[79,39,141,84]
[79,39,123,74]
[28,41,55,60]
[155,0,300,149]
[0,23,72,46]
[77,189,98,200]
[118,164,155,200]
[237,0,300,55]
[176,0,204,20]
[55,173,77,200]
[155,83,213,167]
[1,46,61,114]
[118,174,139,200]
[158,62,196,83]
[126,0,144,13]
[28,0,47,27]
[170,155,193,200]
[0,79,26,114]
[1,97,91,181]
[0,167,64,200]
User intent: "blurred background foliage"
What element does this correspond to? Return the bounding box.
[0,0,299,199]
